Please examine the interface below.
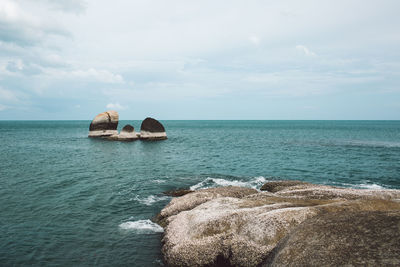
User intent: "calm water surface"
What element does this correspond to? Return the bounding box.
[1,120,399,266]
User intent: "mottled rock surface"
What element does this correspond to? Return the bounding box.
[88,110,119,137]
[140,117,167,140]
[156,181,400,267]
[263,210,400,267]
[107,124,139,141]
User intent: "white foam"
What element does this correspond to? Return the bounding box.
[330,181,386,190]
[190,176,268,191]
[153,179,166,184]
[119,219,164,232]
[132,195,170,206]
[358,183,385,190]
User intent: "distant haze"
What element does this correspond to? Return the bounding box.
[0,0,399,120]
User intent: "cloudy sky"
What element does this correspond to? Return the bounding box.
[0,0,399,119]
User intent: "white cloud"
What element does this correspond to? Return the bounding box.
[0,104,8,111]
[70,68,124,83]
[0,0,70,47]
[34,0,87,14]
[296,45,316,56]
[249,36,260,46]
[106,102,127,110]
[5,59,42,75]
[0,87,19,101]
[44,67,124,83]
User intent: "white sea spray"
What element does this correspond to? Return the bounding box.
[190,176,268,191]
[119,220,164,233]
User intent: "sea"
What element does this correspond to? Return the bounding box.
[1,120,399,266]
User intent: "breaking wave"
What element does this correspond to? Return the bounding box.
[190,176,267,191]
[119,219,164,233]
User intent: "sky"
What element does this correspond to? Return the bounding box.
[0,0,399,120]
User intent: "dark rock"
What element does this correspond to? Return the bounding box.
[260,180,309,192]
[107,124,139,141]
[141,117,165,132]
[122,124,134,133]
[163,188,194,197]
[88,110,119,137]
[263,210,400,267]
[139,117,167,140]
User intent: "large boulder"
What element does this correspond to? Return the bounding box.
[156,181,400,267]
[88,110,119,137]
[107,124,139,141]
[139,117,167,140]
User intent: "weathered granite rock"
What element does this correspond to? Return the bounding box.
[139,117,167,140]
[88,110,119,137]
[107,124,139,141]
[264,210,400,266]
[156,181,400,267]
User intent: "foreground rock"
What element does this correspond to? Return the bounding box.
[156,181,400,267]
[88,110,119,137]
[107,124,139,141]
[263,210,400,266]
[140,117,167,140]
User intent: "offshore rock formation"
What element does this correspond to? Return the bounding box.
[88,110,119,137]
[140,117,167,140]
[88,112,167,141]
[156,181,400,267]
[107,124,139,141]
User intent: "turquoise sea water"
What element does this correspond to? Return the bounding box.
[1,120,400,266]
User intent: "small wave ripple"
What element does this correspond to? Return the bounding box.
[131,195,170,206]
[343,140,400,148]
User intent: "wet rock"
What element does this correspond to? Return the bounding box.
[107,124,139,141]
[163,188,194,197]
[157,181,400,267]
[260,180,309,192]
[263,210,400,266]
[88,110,119,137]
[139,117,167,140]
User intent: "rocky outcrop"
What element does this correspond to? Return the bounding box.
[88,113,167,141]
[140,117,167,140]
[156,181,400,267]
[263,210,400,266]
[88,110,119,137]
[107,124,139,141]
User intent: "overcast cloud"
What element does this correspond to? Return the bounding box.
[0,0,399,119]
